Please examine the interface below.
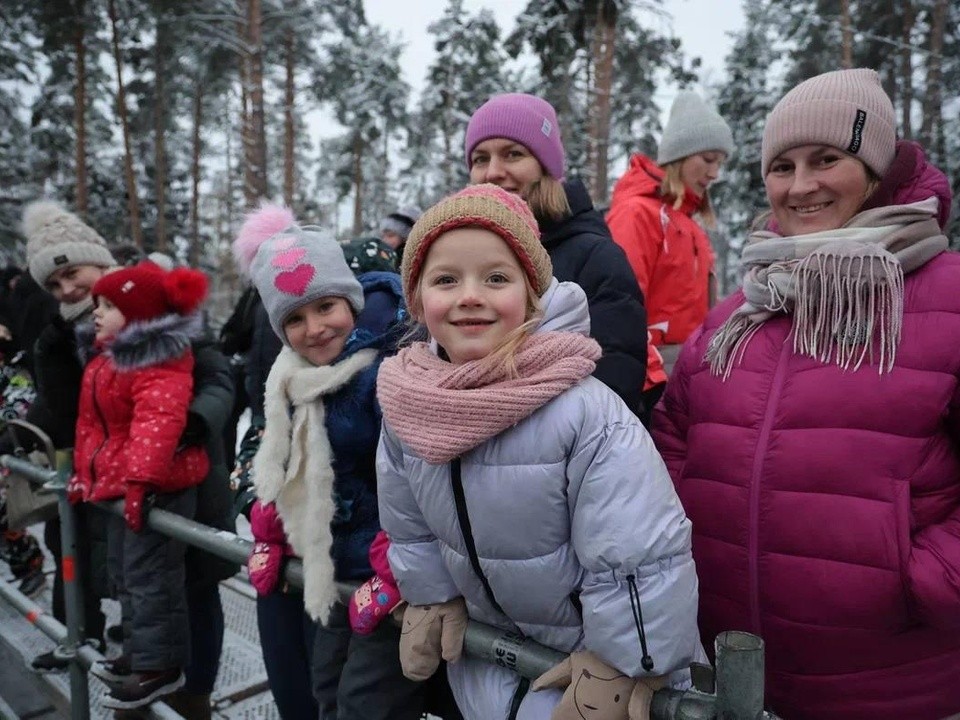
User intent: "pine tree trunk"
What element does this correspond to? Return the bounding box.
[108,0,143,247]
[283,12,296,208]
[244,0,268,204]
[190,78,204,267]
[840,0,853,68]
[73,0,88,216]
[237,8,253,208]
[919,0,947,159]
[352,133,364,236]
[153,5,169,251]
[900,0,914,138]
[588,14,616,205]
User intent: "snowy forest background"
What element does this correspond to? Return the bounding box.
[1,0,958,319]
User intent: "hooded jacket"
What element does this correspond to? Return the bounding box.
[378,280,702,713]
[606,154,714,351]
[540,179,648,417]
[652,147,960,720]
[73,313,209,501]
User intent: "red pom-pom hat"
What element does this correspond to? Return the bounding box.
[93,261,208,323]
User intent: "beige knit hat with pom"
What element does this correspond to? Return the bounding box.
[22,201,116,284]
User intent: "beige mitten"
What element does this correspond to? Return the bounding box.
[398,597,468,681]
[532,650,667,720]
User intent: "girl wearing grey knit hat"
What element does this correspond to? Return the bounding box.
[606,91,734,398]
[656,68,960,720]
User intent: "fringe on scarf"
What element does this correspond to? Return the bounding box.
[707,247,904,378]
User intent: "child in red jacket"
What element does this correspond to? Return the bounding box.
[70,261,209,710]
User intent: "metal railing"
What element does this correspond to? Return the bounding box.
[0,426,777,720]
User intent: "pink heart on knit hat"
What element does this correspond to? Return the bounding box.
[274,264,315,296]
[272,235,298,251]
[271,247,307,269]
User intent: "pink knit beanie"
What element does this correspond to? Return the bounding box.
[465,94,565,180]
[401,184,552,309]
[761,68,896,177]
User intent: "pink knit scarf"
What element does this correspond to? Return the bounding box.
[378,332,601,464]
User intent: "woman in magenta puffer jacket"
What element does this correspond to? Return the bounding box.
[654,68,960,720]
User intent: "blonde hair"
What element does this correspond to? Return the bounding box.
[660,161,717,229]
[523,175,571,226]
[408,260,543,378]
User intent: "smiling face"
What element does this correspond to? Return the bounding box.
[282,296,356,366]
[417,228,530,366]
[468,138,545,196]
[765,144,873,237]
[679,151,726,198]
[93,296,126,342]
[44,264,107,304]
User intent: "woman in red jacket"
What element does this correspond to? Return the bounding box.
[654,69,960,719]
[606,91,733,405]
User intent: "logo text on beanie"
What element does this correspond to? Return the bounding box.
[541,119,552,137]
[121,280,135,293]
[54,255,69,266]
[847,109,867,154]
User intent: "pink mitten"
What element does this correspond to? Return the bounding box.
[349,574,403,635]
[247,541,285,596]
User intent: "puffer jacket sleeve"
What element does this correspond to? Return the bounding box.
[569,405,699,678]
[377,423,460,605]
[651,327,703,485]
[907,383,960,628]
[126,359,195,486]
[576,240,647,417]
[606,198,662,299]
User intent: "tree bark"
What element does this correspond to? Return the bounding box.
[919,0,947,159]
[73,0,88,216]
[283,8,296,207]
[899,0,914,138]
[108,0,143,247]
[153,3,169,251]
[840,0,853,69]
[244,0,268,205]
[587,10,616,205]
[352,132,364,236]
[190,78,204,267]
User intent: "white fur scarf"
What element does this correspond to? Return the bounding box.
[253,346,377,624]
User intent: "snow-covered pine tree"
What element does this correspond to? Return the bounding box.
[713,0,781,294]
[402,0,510,206]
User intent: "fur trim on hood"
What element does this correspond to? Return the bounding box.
[76,312,204,370]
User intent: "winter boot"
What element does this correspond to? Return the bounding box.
[163,690,213,720]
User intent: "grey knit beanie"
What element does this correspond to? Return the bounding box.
[380,205,423,242]
[761,68,896,177]
[22,201,116,284]
[233,204,363,345]
[657,91,735,166]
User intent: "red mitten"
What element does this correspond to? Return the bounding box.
[349,574,403,635]
[247,541,285,596]
[66,475,84,505]
[123,483,149,532]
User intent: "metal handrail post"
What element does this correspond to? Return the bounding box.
[50,458,91,720]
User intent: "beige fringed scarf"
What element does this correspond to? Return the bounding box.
[706,198,947,378]
[253,346,377,624]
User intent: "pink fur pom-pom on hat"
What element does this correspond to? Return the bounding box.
[231,203,363,344]
[232,204,296,274]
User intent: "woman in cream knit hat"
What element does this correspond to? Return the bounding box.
[653,68,959,720]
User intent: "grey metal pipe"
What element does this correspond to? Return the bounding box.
[0,453,781,720]
[715,631,765,720]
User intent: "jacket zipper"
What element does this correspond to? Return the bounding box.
[87,361,109,491]
[747,336,791,636]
